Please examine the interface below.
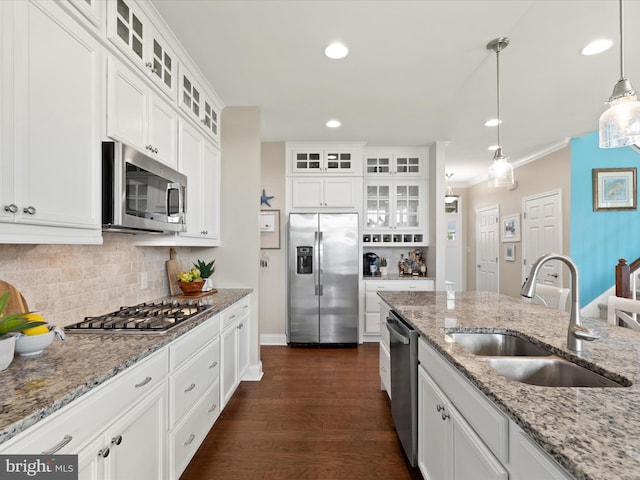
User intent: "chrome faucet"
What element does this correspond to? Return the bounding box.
[521,253,598,352]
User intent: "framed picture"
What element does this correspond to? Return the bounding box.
[505,244,516,262]
[260,210,280,249]
[592,167,637,211]
[501,213,520,242]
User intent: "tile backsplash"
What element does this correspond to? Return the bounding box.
[0,234,193,327]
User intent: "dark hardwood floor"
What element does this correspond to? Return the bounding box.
[180,343,422,480]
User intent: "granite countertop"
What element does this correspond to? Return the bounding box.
[379,290,640,480]
[363,274,434,281]
[0,288,252,446]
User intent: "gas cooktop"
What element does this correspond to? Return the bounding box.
[65,300,212,334]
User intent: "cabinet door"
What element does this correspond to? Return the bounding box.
[291,149,323,173]
[394,182,422,229]
[324,150,355,173]
[323,178,356,207]
[201,141,220,242]
[105,385,166,480]
[394,152,423,176]
[179,66,202,125]
[107,0,146,64]
[364,153,392,175]
[179,119,204,238]
[221,323,239,408]
[238,313,250,380]
[107,57,147,151]
[77,435,105,480]
[146,29,177,99]
[291,178,323,208]
[12,0,101,229]
[418,367,451,480]
[365,183,391,229]
[149,94,178,168]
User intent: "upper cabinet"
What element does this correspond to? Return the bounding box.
[107,0,178,100]
[0,0,103,244]
[363,148,427,177]
[179,64,222,144]
[287,143,365,176]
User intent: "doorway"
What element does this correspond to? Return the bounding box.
[475,205,499,292]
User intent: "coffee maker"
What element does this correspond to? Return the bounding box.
[363,252,379,276]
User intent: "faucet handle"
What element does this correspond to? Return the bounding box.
[573,325,598,342]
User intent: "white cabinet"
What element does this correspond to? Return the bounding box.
[289,144,363,175]
[418,340,508,480]
[107,0,178,100]
[364,280,434,336]
[179,64,221,143]
[66,0,105,30]
[290,177,360,209]
[364,148,426,177]
[107,57,178,168]
[0,0,102,244]
[220,294,251,408]
[379,300,391,396]
[363,180,428,246]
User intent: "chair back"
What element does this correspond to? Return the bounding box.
[607,296,640,331]
[530,284,570,312]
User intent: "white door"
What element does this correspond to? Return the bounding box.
[522,190,562,287]
[476,206,499,292]
[445,197,463,291]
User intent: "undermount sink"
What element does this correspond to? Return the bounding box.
[446,332,552,357]
[484,357,629,388]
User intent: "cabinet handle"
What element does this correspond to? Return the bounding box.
[134,376,152,388]
[441,412,450,421]
[229,314,236,320]
[98,447,110,458]
[23,206,36,215]
[242,305,248,309]
[146,144,153,151]
[184,383,196,393]
[237,323,243,330]
[184,434,196,446]
[144,61,158,74]
[111,435,123,446]
[436,404,444,412]
[42,434,72,455]
[208,403,217,413]
[209,361,218,369]
[3,204,17,213]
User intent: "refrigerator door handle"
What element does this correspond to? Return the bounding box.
[314,231,319,296]
[318,231,324,296]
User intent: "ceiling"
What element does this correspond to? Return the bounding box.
[151,0,640,186]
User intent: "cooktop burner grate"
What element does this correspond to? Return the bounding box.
[65,300,212,334]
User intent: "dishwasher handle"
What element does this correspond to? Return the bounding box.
[387,319,411,345]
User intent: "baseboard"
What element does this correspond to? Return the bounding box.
[242,361,263,381]
[260,334,287,346]
[582,284,614,318]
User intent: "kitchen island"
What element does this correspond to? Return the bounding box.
[379,290,640,480]
[0,288,251,446]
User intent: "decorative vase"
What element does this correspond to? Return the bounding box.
[178,280,204,295]
[203,277,214,292]
[0,335,16,371]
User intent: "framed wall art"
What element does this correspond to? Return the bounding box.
[592,167,637,211]
[501,213,520,242]
[505,244,516,262]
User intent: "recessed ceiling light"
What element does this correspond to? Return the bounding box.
[326,120,341,128]
[581,39,613,56]
[325,42,348,59]
[488,145,500,152]
[484,118,502,127]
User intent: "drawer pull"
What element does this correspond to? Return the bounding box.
[208,403,217,413]
[436,404,444,412]
[42,434,72,455]
[98,447,110,458]
[441,411,450,421]
[209,361,218,369]
[111,435,123,446]
[135,376,152,388]
[229,314,236,320]
[237,323,243,330]
[184,383,196,393]
[184,434,195,446]
[242,304,248,309]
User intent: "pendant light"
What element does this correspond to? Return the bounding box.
[599,0,640,148]
[486,37,515,188]
[445,173,457,203]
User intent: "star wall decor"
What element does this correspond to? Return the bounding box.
[260,189,274,207]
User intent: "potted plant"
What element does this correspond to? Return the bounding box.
[379,257,388,276]
[0,291,46,371]
[193,259,216,291]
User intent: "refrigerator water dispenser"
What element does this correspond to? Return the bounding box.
[296,246,313,274]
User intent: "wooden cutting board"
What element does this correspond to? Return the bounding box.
[166,248,182,297]
[0,280,30,313]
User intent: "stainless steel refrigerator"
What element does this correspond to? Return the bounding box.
[288,213,359,345]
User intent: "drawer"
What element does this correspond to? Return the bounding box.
[379,342,390,397]
[366,280,434,292]
[365,312,381,334]
[169,337,220,427]
[171,379,220,479]
[418,338,508,462]
[1,349,168,455]
[221,297,250,330]
[365,291,382,313]
[170,314,220,370]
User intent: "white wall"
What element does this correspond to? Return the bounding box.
[217,106,262,379]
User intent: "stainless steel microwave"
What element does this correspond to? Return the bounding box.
[102,142,187,234]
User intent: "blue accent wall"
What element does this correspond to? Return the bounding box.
[570,132,640,305]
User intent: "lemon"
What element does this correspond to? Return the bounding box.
[22,325,49,336]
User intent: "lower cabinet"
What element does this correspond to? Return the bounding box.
[220,294,251,408]
[379,300,391,396]
[417,337,573,480]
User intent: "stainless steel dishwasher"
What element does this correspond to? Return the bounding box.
[387,310,419,467]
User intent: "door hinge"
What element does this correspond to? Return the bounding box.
[523,212,527,219]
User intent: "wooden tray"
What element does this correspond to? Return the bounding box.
[173,288,218,299]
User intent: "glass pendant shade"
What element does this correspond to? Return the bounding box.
[487,148,514,188]
[599,85,640,147]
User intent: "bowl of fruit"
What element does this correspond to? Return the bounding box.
[177,268,205,295]
[14,324,55,357]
